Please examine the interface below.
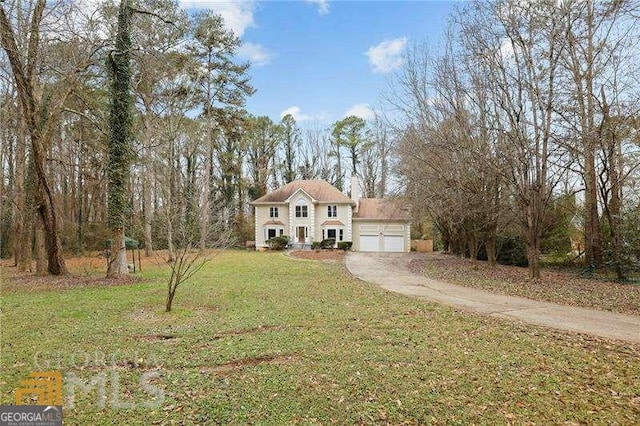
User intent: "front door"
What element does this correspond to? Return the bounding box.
[297,226,306,243]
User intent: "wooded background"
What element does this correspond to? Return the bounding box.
[2,0,640,280]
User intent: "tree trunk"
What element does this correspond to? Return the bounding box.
[600,95,626,281]
[165,279,176,312]
[34,217,47,276]
[106,0,133,276]
[142,128,153,257]
[167,216,175,263]
[199,147,211,250]
[526,188,544,280]
[486,233,497,267]
[34,156,67,275]
[17,211,33,272]
[468,235,478,269]
[527,230,541,280]
[143,181,153,257]
[584,147,602,267]
[107,227,129,277]
[13,108,27,269]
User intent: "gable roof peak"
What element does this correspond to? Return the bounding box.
[253,179,354,204]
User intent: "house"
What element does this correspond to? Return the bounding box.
[252,178,411,252]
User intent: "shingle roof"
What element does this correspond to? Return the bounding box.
[253,180,354,204]
[354,198,412,221]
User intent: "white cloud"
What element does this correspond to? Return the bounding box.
[305,0,330,16]
[499,38,515,60]
[365,37,407,74]
[344,104,376,121]
[280,106,332,123]
[238,42,271,66]
[280,106,311,122]
[180,1,256,37]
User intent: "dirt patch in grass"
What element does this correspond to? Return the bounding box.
[0,267,144,292]
[135,334,179,341]
[414,253,640,316]
[289,250,345,262]
[201,354,297,374]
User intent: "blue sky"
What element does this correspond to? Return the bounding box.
[182,1,459,125]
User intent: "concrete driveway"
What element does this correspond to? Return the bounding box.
[345,252,640,345]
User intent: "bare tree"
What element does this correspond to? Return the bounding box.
[280,114,300,183]
[1,0,73,275]
[299,123,333,181]
[164,208,233,312]
[243,115,282,199]
[558,0,638,268]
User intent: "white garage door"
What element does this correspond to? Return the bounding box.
[383,235,405,252]
[359,234,405,252]
[359,235,379,252]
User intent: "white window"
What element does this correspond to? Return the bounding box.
[327,229,337,240]
[339,229,344,241]
[295,205,308,218]
[328,205,337,218]
[270,207,279,218]
[266,228,284,239]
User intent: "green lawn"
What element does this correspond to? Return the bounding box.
[1,251,639,424]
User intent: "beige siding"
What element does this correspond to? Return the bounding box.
[314,202,353,244]
[254,203,288,248]
[288,192,314,244]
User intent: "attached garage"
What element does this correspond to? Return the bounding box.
[356,226,409,252]
[353,198,412,253]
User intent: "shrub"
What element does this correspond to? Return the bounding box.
[311,241,322,251]
[478,234,529,267]
[320,238,336,249]
[496,235,528,267]
[337,241,353,251]
[266,235,289,251]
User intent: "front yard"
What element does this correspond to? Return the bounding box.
[1,251,639,424]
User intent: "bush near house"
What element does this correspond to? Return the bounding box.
[266,235,289,250]
[337,241,353,251]
[320,238,336,249]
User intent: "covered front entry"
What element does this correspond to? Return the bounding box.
[296,226,308,243]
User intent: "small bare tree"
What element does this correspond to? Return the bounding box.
[164,208,234,312]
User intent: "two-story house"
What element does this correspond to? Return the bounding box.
[252,178,411,252]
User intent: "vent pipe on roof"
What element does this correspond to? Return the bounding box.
[350,174,360,212]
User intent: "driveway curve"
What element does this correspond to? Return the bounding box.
[345,252,640,345]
